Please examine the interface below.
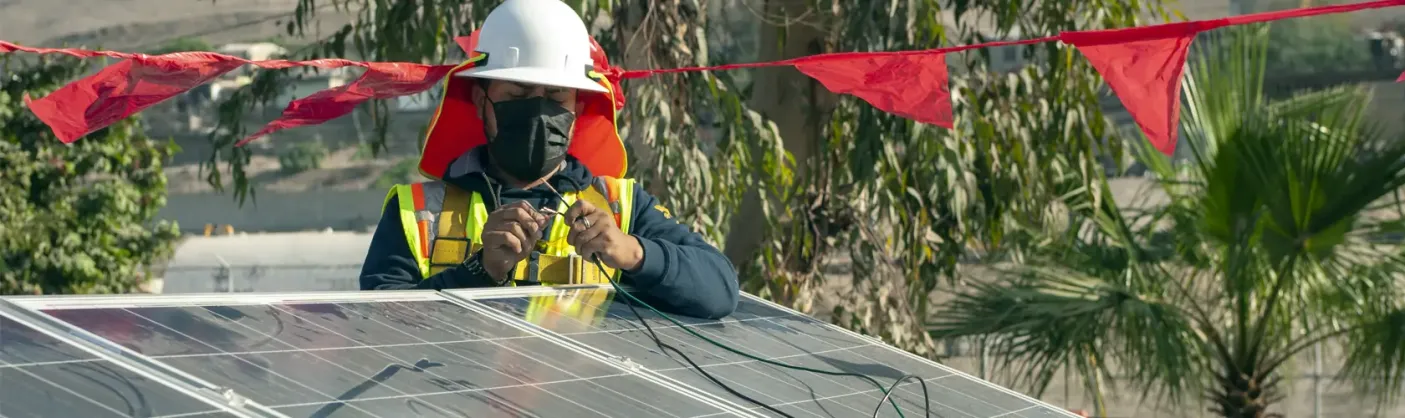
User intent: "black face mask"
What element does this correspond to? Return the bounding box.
[485,96,576,182]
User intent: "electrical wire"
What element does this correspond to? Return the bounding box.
[539,182,796,416]
[544,178,930,417]
[590,257,931,418]
[872,375,932,418]
[605,276,799,418]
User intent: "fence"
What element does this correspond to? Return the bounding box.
[934,338,1401,418]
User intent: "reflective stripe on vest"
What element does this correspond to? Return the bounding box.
[387,177,635,284]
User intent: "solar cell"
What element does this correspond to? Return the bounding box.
[0,312,237,418]
[33,292,739,418]
[456,287,1081,418]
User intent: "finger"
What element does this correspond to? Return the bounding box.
[482,231,523,256]
[563,199,597,226]
[578,233,611,264]
[512,225,539,259]
[577,240,599,262]
[491,201,545,223]
[572,221,613,261]
[565,215,592,246]
[533,207,547,225]
[489,207,544,233]
[504,221,530,247]
[505,221,545,261]
[574,221,609,250]
[525,218,544,244]
[567,210,606,246]
[488,201,532,219]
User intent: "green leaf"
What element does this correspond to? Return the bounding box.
[2,55,179,295]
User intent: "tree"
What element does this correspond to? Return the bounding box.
[0,57,181,294]
[744,0,1172,358]
[929,25,1405,418]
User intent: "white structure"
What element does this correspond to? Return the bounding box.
[158,231,371,293]
[216,42,289,62]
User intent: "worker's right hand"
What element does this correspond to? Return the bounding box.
[480,201,547,282]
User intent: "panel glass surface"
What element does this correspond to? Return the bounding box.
[472,288,1078,418]
[41,298,727,418]
[0,314,233,418]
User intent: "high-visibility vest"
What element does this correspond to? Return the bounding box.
[383,176,636,286]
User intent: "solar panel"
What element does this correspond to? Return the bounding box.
[28,291,741,418]
[453,286,1078,418]
[0,311,237,418]
[5,286,1079,418]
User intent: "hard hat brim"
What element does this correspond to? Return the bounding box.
[454,67,609,93]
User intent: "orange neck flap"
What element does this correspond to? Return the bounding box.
[418,34,628,181]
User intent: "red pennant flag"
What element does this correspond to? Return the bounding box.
[24,53,245,143]
[794,53,952,128]
[587,37,627,110]
[1063,24,1203,156]
[1397,70,1404,83]
[237,62,456,146]
[453,31,479,58]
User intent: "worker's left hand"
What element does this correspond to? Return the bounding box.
[564,199,644,272]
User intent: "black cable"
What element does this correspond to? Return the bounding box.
[590,257,928,418]
[548,176,927,417]
[608,274,798,418]
[872,375,932,418]
[540,179,791,416]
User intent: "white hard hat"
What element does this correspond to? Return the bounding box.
[454,0,608,93]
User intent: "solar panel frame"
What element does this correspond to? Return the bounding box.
[6,288,759,418]
[0,299,265,418]
[2,289,453,310]
[444,285,1084,418]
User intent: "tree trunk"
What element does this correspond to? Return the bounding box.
[722,0,833,267]
[612,0,661,186]
[1211,372,1274,418]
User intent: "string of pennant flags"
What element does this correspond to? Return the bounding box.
[2,0,1404,156]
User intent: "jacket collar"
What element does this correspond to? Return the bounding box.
[443,146,596,193]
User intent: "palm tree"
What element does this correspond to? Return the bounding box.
[929,24,1405,418]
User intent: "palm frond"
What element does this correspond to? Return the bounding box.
[1180,23,1271,166]
[930,265,1205,403]
[1340,306,1405,406]
[1299,245,1405,340]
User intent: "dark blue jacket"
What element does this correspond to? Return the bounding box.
[359,149,740,319]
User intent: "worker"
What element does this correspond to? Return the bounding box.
[358,0,740,319]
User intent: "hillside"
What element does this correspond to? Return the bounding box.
[0,0,351,52]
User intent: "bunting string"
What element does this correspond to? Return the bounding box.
[2,0,1403,155]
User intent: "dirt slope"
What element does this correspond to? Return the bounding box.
[0,0,352,52]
